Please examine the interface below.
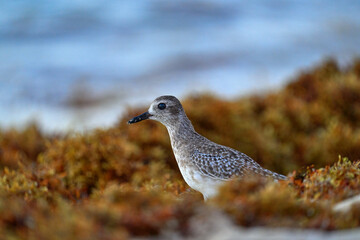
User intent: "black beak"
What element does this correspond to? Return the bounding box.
[128,111,152,124]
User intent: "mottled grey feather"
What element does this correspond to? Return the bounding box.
[192,144,287,181]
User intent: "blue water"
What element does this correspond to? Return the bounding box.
[1,0,360,132]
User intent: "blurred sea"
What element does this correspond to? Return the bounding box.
[1,0,360,132]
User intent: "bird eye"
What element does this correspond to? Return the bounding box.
[158,103,166,110]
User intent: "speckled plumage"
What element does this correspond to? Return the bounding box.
[128,95,287,200]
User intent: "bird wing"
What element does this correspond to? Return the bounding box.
[191,145,287,180]
[191,146,259,180]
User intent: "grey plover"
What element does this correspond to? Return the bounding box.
[128,95,287,200]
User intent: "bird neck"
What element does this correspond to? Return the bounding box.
[165,114,196,151]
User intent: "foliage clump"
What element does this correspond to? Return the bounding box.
[296,157,360,203]
[212,157,360,230]
[0,59,360,238]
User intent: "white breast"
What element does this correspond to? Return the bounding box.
[169,129,224,200]
[176,157,224,200]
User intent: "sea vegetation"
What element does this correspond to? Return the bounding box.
[0,59,360,239]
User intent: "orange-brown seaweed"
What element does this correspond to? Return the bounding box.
[1,59,360,239]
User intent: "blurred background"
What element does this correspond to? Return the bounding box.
[1,0,360,132]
